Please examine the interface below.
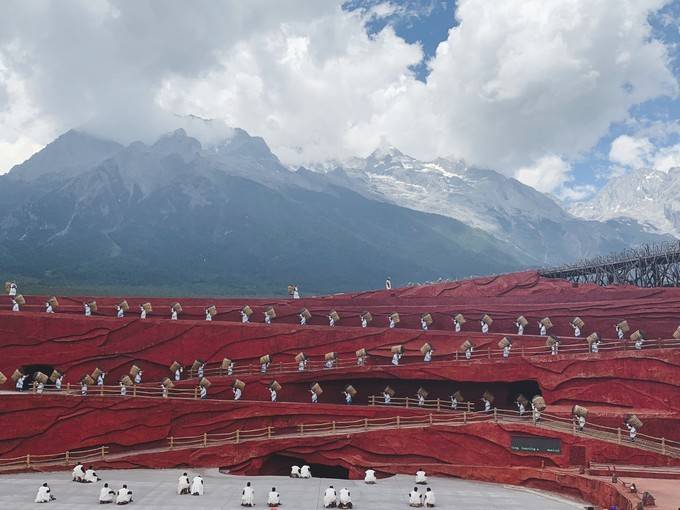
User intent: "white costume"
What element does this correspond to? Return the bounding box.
[298,359,307,371]
[190,476,203,495]
[502,345,511,358]
[454,320,461,333]
[538,322,546,336]
[36,382,45,394]
[241,483,255,507]
[35,484,55,503]
[72,464,85,482]
[626,423,637,441]
[364,469,377,483]
[389,317,396,329]
[391,353,401,366]
[84,303,91,316]
[483,398,491,412]
[421,319,428,331]
[311,391,318,404]
[55,376,63,391]
[293,287,300,299]
[15,374,26,391]
[591,340,600,353]
[383,392,391,404]
[290,465,300,478]
[139,306,147,319]
[417,394,425,406]
[241,311,249,323]
[616,326,624,340]
[12,299,19,312]
[532,403,541,423]
[361,317,368,328]
[577,415,586,431]
[329,315,335,327]
[409,488,422,507]
[171,309,178,320]
[120,383,127,396]
[424,488,436,507]
[134,371,142,384]
[344,391,352,405]
[177,473,190,494]
[571,323,581,337]
[162,385,169,398]
[385,278,392,290]
[174,367,183,381]
[635,338,644,350]
[197,364,204,378]
[551,341,559,355]
[265,314,272,325]
[450,396,458,410]
[270,388,277,402]
[205,310,212,321]
[465,347,472,360]
[100,484,116,503]
[260,362,269,373]
[199,386,207,399]
[81,383,88,396]
[233,387,242,400]
[299,314,306,326]
[415,470,427,484]
[339,488,352,508]
[84,467,100,483]
[227,362,234,375]
[517,402,525,416]
[97,373,105,386]
[481,321,488,334]
[8,283,17,297]
[324,358,335,369]
[300,465,312,478]
[424,350,432,363]
[45,303,54,314]
[357,355,365,366]
[116,306,124,318]
[115,486,132,505]
[267,488,281,506]
[516,322,524,335]
[323,486,337,508]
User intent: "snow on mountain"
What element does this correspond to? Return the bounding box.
[570,167,680,238]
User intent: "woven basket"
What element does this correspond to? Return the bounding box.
[516,315,528,327]
[259,354,271,365]
[295,352,307,363]
[497,337,511,349]
[532,395,546,411]
[420,343,432,354]
[459,339,473,352]
[572,405,588,417]
[482,390,495,403]
[324,351,336,361]
[454,313,466,324]
[311,382,323,395]
[384,386,395,397]
[572,317,584,329]
[270,380,282,392]
[391,345,404,354]
[344,384,357,397]
[421,313,433,325]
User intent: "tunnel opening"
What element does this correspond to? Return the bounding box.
[258,454,349,479]
[18,364,56,390]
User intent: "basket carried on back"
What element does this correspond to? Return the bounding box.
[0,371,6,385]
[344,384,357,397]
[329,310,340,322]
[516,394,528,407]
[4,282,11,293]
[295,352,307,363]
[625,414,643,429]
[242,305,253,317]
[265,306,276,319]
[287,285,295,296]
[391,345,404,354]
[34,372,49,384]
[199,377,211,388]
[532,395,546,411]
[270,380,282,392]
[129,365,141,377]
[616,320,630,333]
[481,314,493,325]
[324,352,336,361]
[389,312,400,323]
[482,390,495,403]
[169,361,182,373]
[49,370,62,382]
[162,378,174,389]
[300,308,311,320]
[454,313,466,324]
[516,315,528,327]
[311,382,323,395]
[11,369,24,382]
[498,337,511,349]
[545,335,558,347]
[417,387,429,398]
[586,332,600,344]
[142,302,153,313]
[233,379,246,390]
[120,375,133,387]
[48,296,59,308]
[172,302,182,313]
[540,317,553,329]
[453,390,464,402]
[82,375,94,385]
[14,294,26,306]
[384,386,395,397]
[572,405,588,417]
[572,317,585,329]
[191,360,204,371]
[355,348,367,358]
[361,312,373,323]
[630,330,645,342]
[259,354,271,365]
[421,313,433,326]
[221,358,232,370]
[207,305,217,317]
[674,326,680,340]
[91,367,102,380]
[420,343,432,354]
[459,339,473,352]
[118,300,129,312]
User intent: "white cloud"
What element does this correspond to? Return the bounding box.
[609,133,680,172]
[0,0,677,190]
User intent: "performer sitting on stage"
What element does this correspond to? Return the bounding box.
[408,487,422,507]
[267,487,281,507]
[323,486,337,508]
[190,475,203,496]
[177,473,190,495]
[424,487,436,507]
[364,469,377,484]
[115,484,133,505]
[339,488,352,509]
[35,483,56,503]
[241,482,254,507]
[415,469,427,484]
[99,483,116,504]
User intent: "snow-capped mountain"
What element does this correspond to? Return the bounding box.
[570,167,680,238]
[308,147,670,265]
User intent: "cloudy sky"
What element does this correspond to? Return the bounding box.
[1,0,679,200]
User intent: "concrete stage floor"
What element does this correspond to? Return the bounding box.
[0,469,589,509]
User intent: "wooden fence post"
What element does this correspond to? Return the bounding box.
[617,428,621,444]
[133,385,137,397]
[194,387,198,399]
[370,395,375,406]
[662,437,666,455]
[364,418,368,430]
[429,413,433,425]
[99,385,104,397]
[268,427,272,439]
[405,398,409,408]
[169,437,174,450]
[463,412,467,424]
[436,399,441,412]
[300,424,304,436]
[101,446,106,459]
[467,402,472,412]
[65,451,70,464]
[493,408,498,423]
[396,416,401,429]
[66,382,71,394]
[332,421,336,432]
[26,454,30,468]
[235,430,240,444]
[203,433,207,447]
[488,348,491,359]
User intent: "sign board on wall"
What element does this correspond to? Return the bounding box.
[511,435,561,454]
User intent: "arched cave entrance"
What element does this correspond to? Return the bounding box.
[258,454,349,479]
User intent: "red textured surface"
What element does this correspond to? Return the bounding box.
[2,270,680,509]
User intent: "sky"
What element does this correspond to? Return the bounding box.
[0,0,679,201]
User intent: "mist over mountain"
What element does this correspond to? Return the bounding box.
[0,128,529,296]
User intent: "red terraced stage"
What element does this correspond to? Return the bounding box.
[2,270,680,510]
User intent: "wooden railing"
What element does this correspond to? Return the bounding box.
[367,395,476,412]
[1,409,678,472]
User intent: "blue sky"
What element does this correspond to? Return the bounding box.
[345,0,680,197]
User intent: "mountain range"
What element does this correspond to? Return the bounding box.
[0,127,670,295]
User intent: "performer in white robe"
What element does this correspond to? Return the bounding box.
[241,311,249,323]
[357,354,366,366]
[361,316,368,328]
[298,358,307,371]
[634,337,644,350]
[199,385,207,399]
[139,306,147,319]
[299,313,306,326]
[45,302,54,314]
[290,465,300,478]
[391,352,402,366]
[100,483,116,503]
[626,423,637,442]
[310,390,318,404]
[116,306,124,319]
[177,473,190,494]
[616,325,624,340]
[423,349,433,363]
[227,362,234,376]
[408,487,422,507]
[550,339,559,355]
[454,318,462,333]
[260,362,269,373]
[415,469,427,484]
[55,375,63,391]
[339,488,352,509]
[197,363,205,378]
[388,316,397,329]
[424,487,436,507]
[171,308,178,320]
[264,313,272,325]
[97,372,106,386]
[515,321,524,335]
[205,309,212,321]
[450,395,458,410]
[233,387,242,401]
[328,315,335,327]
[162,384,168,398]
[591,339,600,353]
[81,382,88,397]
[12,299,19,312]
[385,277,392,290]
[269,388,277,402]
[293,286,300,299]
[480,320,488,334]
[532,403,541,423]
[343,391,352,405]
[421,318,428,331]
[383,392,391,404]
[174,367,183,381]
[190,475,203,495]
[15,374,27,391]
[364,468,377,483]
[267,487,281,506]
[517,401,525,416]
[465,346,473,360]
[84,466,100,483]
[323,486,337,508]
[36,381,45,394]
[576,415,586,431]
[35,483,55,503]
[417,393,425,406]
[8,282,17,297]
[538,321,546,336]
[482,398,492,412]
[300,465,312,478]
[502,344,511,359]
[571,322,581,337]
[84,303,91,316]
[241,482,254,507]
[115,484,132,505]
[134,370,143,385]
[120,382,127,396]
[72,463,86,482]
